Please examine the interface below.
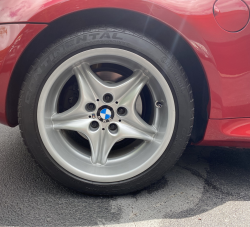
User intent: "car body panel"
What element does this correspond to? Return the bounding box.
[1,0,250,146]
[0,24,47,125]
[199,118,250,147]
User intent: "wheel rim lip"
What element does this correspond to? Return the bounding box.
[37,48,176,182]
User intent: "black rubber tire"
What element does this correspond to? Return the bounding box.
[18,27,194,195]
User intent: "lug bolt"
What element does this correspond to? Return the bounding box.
[109,123,118,131]
[103,93,113,103]
[86,103,96,112]
[90,121,99,129]
[117,107,127,116]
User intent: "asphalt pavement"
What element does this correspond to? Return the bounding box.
[1,124,250,226]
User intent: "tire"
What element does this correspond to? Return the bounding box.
[18,27,194,195]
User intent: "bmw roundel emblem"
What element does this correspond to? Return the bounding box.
[97,105,114,122]
[100,108,112,120]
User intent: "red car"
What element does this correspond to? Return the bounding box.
[0,0,249,195]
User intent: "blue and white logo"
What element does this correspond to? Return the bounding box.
[100,108,111,120]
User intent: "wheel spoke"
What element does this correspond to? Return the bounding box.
[116,70,156,138]
[117,70,149,107]
[117,121,156,142]
[88,120,156,166]
[73,63,99,104]
[88,129,117,165]
[51,103,90,132]
[88,120,155,166]
[74,63,111,100]
[124,110,157,136]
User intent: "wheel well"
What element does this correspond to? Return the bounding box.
[7,8,209,143]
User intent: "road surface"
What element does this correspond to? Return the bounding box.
[0,124,250,226]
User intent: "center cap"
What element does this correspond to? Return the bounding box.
[97,105,114,123]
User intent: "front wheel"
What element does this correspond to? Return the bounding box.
[19,27,194,195]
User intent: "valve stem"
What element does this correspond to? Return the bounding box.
[155,101,163,108]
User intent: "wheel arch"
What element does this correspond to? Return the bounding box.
[6,8,209,143]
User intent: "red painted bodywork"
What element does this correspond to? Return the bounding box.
[1,0,250,147]
[199,118,250,147]
[0,24,47,125]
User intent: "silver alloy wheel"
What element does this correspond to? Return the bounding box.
[37,48,175,182]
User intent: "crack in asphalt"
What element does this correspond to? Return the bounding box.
[176,164,234,197]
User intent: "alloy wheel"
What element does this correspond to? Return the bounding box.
[37,48,176,182]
